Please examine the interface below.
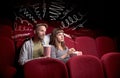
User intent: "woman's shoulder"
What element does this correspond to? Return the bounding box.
[50,45,55,48]
[51,45,58,49]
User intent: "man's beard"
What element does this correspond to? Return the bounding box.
[38,35,44,41]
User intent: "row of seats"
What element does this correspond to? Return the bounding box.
[0,36,119,78]
[0,24,119,78]
[1,24,117,59]
[23,52,120,78]
[65,36,118,58]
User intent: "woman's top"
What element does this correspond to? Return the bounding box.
[50,45,70,63]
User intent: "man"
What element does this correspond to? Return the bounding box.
[18,23,48,65]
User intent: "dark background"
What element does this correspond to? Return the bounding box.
[0,0,120,50]
[0,0,113,37]
[0,0,104,27]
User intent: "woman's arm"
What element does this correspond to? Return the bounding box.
[60,48,75,59]
[50,45,57,58]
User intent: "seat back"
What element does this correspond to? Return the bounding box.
[66,55,105,78]
[101,52,120,78]
[64,36,75,49]
[75,36,99,57]
[0,25,13,38]
[13,20,34,50]
[24,58,69,78]
[0,36,15,66]
[75,28,96,38]
[96,36,117,58]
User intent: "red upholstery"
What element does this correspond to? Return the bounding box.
[24,58,69,78]
[0,66,16,78]
[74,28,96,38]
[101,52,120,78]
[46,25,54,34]
[0,25,13,38]
[75,36,99,57]
[0,37,16,78]
[66,55,105,78]
[96,36,117,58]
[13,20,34,50]
[64,36,75,49]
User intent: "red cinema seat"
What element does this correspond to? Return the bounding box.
[101,52,120,78]
[24,58,69,78]
[66,55,105,78]
[95,36,117,58]
[75,36,99,58]
[0,36,16,78]
[0,25,13,38]
[75,28,96,38]
[64,36,75,49]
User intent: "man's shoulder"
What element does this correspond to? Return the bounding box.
[24,38,32,44]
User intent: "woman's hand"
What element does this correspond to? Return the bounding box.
[75,51,83,55]
[67,48,76,55]
[69,48,76,52]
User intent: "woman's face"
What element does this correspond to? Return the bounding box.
[56,32,64,43]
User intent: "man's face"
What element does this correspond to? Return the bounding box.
[35,26,47,40]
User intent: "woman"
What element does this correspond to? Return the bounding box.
[49,28,82,63]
